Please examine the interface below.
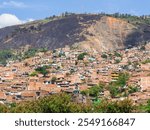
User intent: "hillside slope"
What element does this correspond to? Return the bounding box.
[0,14,150,52]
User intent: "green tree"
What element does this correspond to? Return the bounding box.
[145,100,150,113]
[89,86,100,97]
[114,51,122,57]
[94,99,135,113]
[108,84,119,98]
[115,59,121,64]
[11,93,92,113]
[108,72,130,97]
[101,54,107,59]
[117,72,129,87]
[0,103,8,113]
[78,52,87,60]
[128,86,139,94]
[0,50,14,65]
[81,90,89,96]
[39,48,48,52]
[23,48,38,59]
[51,77,57,84]
[35,66,49,77]
[89,83,105,98]
[1,94,138,113]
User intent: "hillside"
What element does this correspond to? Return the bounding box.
[0,13,150,52]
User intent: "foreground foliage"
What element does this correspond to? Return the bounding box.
[93,99,135,113]
[1,93,150,113]
[10,93,91,113]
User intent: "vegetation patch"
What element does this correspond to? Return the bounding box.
[78,52,88,60]
[0,93,139,113]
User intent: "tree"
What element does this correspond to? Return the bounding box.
[0,103,8,113]
[117,99,135,113]
[35,66,49,77]
[94,99,135,113]
[51,77,57,84]
[108,84,119,98]
[1,94,138,113]
[140,46,146,51]
[101,54,107,59]
[80,90,89,96]
[128,86,139,94]
[117,72,129,87]
[11,93,92,113]
[78,52,87,60]
[145,100,150,113]
[115,59,121,64]
[39,48,48,52]
[23,48,38,59]
[89,86,100,97]
[114,51,122,57]
[88,83,105,98]
[0,50,14,65]
[108,72,130,97]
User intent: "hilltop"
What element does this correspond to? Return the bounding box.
[0,13,150,52]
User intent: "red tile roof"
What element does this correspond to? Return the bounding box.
[0,91,6,100]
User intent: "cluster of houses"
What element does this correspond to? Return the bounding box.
[0,45,150,105]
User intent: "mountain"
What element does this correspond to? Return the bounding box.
[0,13,150,52]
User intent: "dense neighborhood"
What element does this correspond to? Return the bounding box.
[0,44,149,107]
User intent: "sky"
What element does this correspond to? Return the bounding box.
[0,0,150,28]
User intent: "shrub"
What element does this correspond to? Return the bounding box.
[23,48,38,59]
[30,71,38,77]
[114,51,122,57]
[142,59,150,64]
[128,86,139,94]
[101,54,107,59]
[115,59,121,64]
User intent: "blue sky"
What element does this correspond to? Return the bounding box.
[0,0,150,20]
[0,0,150,28]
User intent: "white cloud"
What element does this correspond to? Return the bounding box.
[22,18,34,23]
[0,1,27,8]
[0,14,23,28]
[28,18,34,22]
[21,19,35,27]
[0,13,35,28]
